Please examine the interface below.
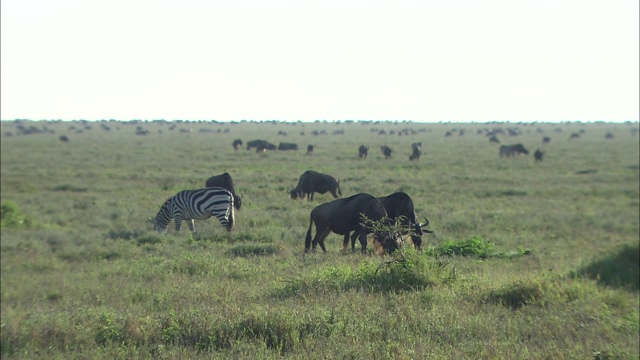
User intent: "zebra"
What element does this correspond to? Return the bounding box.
[150,187,235,232]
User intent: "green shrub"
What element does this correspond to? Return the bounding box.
[435,236,495,258]
[1,200,27,229]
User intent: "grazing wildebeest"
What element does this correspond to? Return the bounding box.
[570,133,581,139]
[246,139,270,151]
[306,144,314,156]
[232,139,243,150]
[358,145,369,159]
[381,145,392,159]
[150,188,235,233]
[59,135,70,142]
[499,144,529,158]
[534,149,544,162]
[489,135,500,144]
[346,192,433,251]
[542,136,551,144]
[409,142,422,161]
[205,172,242,209]
[305,193,397,254]
[290,170,341,201]
[258,142,277,152]
[247,140,276,152]
[278,142,299,151]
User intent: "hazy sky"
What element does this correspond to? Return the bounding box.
[1,0,638,122]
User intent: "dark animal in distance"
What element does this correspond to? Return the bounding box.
[534,149,544,162]
[150,187,235,233]
[205,172,242,210]
[278,142,299,151]
[381,145,392,159]
[358,145,369,159]
[409,142,422,161]
[59,135,70,142]
[346,192,433,251]
[542,136,551,144]
[246,139,276,152]
[306,144,314,156]
[499,144,529,158]
[489,135,500,144]
[305,193,397,254]
[290,170,342,201]
[232,139,243,150]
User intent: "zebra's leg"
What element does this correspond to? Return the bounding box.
[174,216,182,232]
[187,219,195,232]
[226,206,234,231]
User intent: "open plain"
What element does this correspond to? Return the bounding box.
[1,120,638,359]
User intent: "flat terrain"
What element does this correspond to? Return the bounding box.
[1,120,638,359]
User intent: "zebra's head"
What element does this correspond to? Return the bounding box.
[149,217,167,232]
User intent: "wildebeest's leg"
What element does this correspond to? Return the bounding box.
[312,228,331,252]
[342,232,350,251]
[350,231,359,251]
[357,229,368,253]
[310,192,314,201]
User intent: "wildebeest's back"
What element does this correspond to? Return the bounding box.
[311,173,339,194]
[310,193,384,235]
[377,192,417,223]
[205,173,235,193]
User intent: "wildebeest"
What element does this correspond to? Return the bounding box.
[205,172,242,209]
[489,135,500,144]
[499,144,529,158]
[59,135,70,142]
[346,192,433,251]
[542,136,551,144]
[381,145,392,159]
[358,145,369,159]
[278,142,299,151]
[246,139,276,152]
[306,144,314,156]
[409,142,422,161]
[305,193,397,254]
[290,170,342,201]
[232,139,243,150]
[534,149,544,162]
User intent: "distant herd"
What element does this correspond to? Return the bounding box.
[232,137,544,162]
[150,171,434,256]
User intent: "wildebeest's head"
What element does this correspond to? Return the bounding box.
[410,217,434,249]
[290,189,302,199]
[517,144,529,155]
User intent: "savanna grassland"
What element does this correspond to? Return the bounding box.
[1,119,638,359]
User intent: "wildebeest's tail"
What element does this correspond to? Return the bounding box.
[305,212,314,252]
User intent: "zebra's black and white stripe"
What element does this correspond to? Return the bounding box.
[150,187,235,232]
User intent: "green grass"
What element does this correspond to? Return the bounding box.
[1,119,639,359]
